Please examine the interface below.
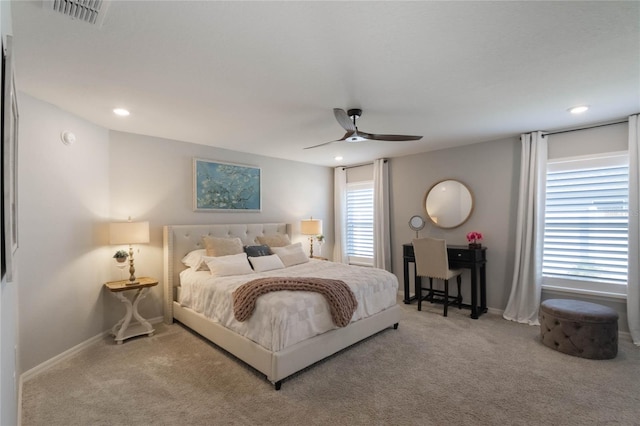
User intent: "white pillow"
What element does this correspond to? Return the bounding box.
[202,236,244,257]
[203,253,254,277]
[249,254,285,272]
[181,249,208,271]
[271,242,309,267]
[256,234,291,248]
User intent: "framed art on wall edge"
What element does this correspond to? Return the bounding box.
[2,35,19,282]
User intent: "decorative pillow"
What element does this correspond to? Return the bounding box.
[256,234,291,248]
[248,254,285,272]
[271,242,309,267]
[244,244,271,257]
[180,249,209,271]
[203,253,254,277]
[202,236,244,257]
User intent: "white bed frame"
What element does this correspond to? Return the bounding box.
[163,223,400,390]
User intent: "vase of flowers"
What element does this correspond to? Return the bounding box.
[466,231,483,249]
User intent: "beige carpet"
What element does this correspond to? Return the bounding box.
[22,300,640,426]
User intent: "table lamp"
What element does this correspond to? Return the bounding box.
[300,217,322,258]
[109,220,150,285]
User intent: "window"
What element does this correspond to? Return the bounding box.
[542,152,629,297]
[346,181,374,266]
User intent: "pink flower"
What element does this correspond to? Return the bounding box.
[466,231,483,243]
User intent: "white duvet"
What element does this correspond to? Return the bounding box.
[178,259,398,352]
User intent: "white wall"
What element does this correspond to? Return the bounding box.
[17,94,112,373]
[1,1,19,424]
[16,96,334,374]
[107,131,334,321]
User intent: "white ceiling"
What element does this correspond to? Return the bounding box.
[11,1,640,167]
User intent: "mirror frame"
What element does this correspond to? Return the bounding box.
[423,179,474,229]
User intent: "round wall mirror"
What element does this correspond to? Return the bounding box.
[424,179,474,229]
[408,215,426,238]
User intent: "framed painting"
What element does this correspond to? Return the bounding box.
[2,35,19,282]
[193,158,261,212]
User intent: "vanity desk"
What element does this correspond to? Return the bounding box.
[403,243,487,319]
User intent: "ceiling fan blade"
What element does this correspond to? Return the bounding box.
[304,131,353,150]
[333,108,356,132]
[303,140,337,150]
[358,131,423,141]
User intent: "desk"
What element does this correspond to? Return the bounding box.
[403,244,487,319]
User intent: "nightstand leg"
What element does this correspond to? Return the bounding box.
[131,288,154,336]
[111,288,154,343]
[112,291,134,344]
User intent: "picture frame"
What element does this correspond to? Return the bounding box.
[193,158,261,212]
[2,35,19,282]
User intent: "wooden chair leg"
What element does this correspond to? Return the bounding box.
[417,278,422,311]
[457,275,462,309]
[443,279,449,317]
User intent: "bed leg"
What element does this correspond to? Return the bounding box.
[274,381,282,391]
[393,323,399,329]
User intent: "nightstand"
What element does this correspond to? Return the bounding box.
[104,277,158,344]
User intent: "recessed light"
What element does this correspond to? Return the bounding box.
[568,105,589,114]
[113,108,130,116]
[334,156,343,161]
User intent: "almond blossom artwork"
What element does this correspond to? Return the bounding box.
[194,159,261,211]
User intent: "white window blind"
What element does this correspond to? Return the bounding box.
[543,152,629,294]
[346,181,374,265]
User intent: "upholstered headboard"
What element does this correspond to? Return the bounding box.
[162,223,290,323]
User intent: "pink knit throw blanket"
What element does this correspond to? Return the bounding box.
[232,277,358,327]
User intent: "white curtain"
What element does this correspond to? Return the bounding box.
[373,159,391,271]
[503,131,547,325]
[628,114,640,345]
[333,166,348,264]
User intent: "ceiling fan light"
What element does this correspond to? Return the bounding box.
[348,135,366,142]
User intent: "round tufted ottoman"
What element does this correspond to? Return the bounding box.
[539,299,618,360]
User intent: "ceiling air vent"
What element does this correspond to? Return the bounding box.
[47,0,110,27]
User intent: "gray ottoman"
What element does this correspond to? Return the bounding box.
[539,299,618,360]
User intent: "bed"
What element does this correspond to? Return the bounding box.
[163,223,400,389]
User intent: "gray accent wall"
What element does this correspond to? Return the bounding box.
[389,123,630,332]
[389,137,521,311]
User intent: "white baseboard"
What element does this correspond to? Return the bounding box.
[486,306,504,316]
[20,316,163,383]
[18,316,163,425]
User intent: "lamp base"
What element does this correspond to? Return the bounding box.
[126,280,140,286]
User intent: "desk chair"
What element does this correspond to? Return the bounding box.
[412,237,463,317]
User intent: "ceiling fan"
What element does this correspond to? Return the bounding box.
[304,108,423,150]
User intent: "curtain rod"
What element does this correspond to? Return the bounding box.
[541,120,628,138]
[341,159,387,170]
